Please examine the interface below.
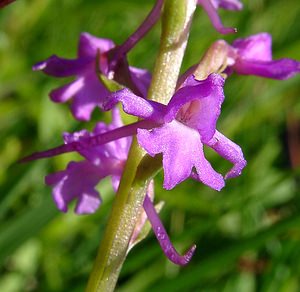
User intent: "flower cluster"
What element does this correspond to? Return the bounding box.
[23,0,300,266]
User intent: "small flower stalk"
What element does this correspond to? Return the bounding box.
[19,0,300,291]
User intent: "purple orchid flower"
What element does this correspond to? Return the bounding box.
[45,108,131,214]
[226,33,300,80]
[42,107,195,263]
[33,0,164,122]
[106,73,246,191]
[20,74,246,266]
[45,122,196,265]
[197,0,243,34]
[22,74,246,191]
[33,32,151,121]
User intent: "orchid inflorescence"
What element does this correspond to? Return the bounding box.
[21,0,300,267]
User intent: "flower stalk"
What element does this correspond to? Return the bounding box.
[85,0,197,291]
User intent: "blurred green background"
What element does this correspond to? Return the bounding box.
[1,0,300,291]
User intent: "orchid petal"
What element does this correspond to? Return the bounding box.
[233,58,300,80]
[78,32,115,58]
[137,120,224,191]
[32,55,91,77]
[232,33,272,61]
[75,190,102,214]
[110,107,132,156]
[34,32,152,121]
[104,88,166,122]
[165,74,225,142]
[45,161,103,214]
[207,130,246,179]
[50,78,84,103]
[70,74,109,121]
[0,0,17,9]
[229,33,300,79]
[50,74,109,121]
[92,108,131,160]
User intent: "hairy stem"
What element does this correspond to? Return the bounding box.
[86,1,197,291]
[148,0,197,104]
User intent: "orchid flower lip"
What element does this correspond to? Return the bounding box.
[103,73,245,191]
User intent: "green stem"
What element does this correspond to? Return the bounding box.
[148,0,197,104]
[86,1,197,291]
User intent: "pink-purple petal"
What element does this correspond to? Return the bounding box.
[42,108,133,215]
[143,194,196,266]
[192,146,225,191]
[207,130,246,179]
[108,107,132,157]
[45,161,103,214]
[32,55,91,77]
[228,33,300,79]
[70,74,109,121]
[75,190,102,214]
[232,33,272,61]
[166,74,225,142]
[137,120,224,191]
[104,88,166,122]
[233,58,300,80]
[33,31,154,121]
[49,73,112,120]
[50,78,84,103]
[78,32,115,58]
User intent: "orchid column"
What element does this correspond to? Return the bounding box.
[86,0,198,291]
